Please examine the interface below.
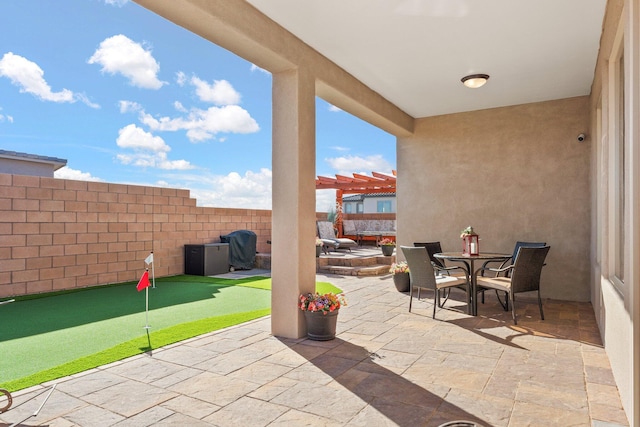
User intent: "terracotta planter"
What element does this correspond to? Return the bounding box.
[381,245,395,256]
[303,310,339,340]
[392,272,410,292]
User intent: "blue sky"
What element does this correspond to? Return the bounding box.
[0,0,396,211]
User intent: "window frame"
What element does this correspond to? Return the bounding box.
[607,21,626,292]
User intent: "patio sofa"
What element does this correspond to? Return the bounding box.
[342,219,396,246]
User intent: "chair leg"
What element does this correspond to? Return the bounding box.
[510,292,517,324]
[538,289,544,320]
[409,286,413,312]
[439,288,451,307]
[495,290,509,311]
[432,289,437,319]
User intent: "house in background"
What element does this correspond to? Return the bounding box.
[0,150,66,178]
[342,192,396,214]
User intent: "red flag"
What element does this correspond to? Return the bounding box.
[136,270,151,292]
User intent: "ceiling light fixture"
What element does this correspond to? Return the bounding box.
[461,73,490,89]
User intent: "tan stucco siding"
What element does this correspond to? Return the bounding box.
[397,96,591,301]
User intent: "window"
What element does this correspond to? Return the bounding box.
[344,203,352,214]
[377,200,392,213]
[608,24,625,290]
[356,203,364,213]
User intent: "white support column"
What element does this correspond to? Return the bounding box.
[271,67,317,338]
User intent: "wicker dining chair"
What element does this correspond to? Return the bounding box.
[481,241,547,277]
[478,241,547,308]
[413,241,446,268]
[413,241,469,276]
[401,246,470,318]
[413,241,469,304]
[474,245,550,324]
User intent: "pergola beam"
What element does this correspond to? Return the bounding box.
[315,171,397,237]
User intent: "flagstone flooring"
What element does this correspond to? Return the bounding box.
[0,272,630,427]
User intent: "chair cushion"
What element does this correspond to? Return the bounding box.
[476,276,512,292]
[435,275,467,290]
[320,239,339,248]
[334,238,357,248]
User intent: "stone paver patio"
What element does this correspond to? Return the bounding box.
[0,271,629,426]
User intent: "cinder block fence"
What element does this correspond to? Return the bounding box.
[0,173,273,298]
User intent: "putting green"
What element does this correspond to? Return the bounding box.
[0,275,342,391]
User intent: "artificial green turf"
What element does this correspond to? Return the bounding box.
[0,275,342,392]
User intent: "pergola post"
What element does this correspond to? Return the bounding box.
[316,171,397,239]
[335,189,343,237]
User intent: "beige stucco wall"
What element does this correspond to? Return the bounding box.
[397,96,591,301]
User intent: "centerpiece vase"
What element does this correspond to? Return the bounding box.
[303,310,339,341]
[393,272,410,292]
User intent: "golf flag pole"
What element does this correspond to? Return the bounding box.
[137,269,151,329]
[145,252,155,288]
[144,285,150,329]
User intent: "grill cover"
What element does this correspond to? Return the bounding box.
[220,230,257,270]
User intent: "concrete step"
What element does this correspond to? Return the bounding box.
[317,263,392,277]
[319,255,395,267]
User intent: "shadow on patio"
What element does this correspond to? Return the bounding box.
[0,273,629,426]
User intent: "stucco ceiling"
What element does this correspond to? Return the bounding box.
[246,0,607,118]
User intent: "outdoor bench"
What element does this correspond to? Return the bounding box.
[342,219,396,246]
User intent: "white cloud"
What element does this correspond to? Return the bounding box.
[119,100,142,113]
[325,154,394,176]
[250,64,270,75]
[175,71,187,86]
[104,0,129,6]
[75,93,100,109]
[174,101,187,112]
[0,52,75,102]
[115,124,194,170]
[116,124,170,152]
[316,189,337,213]
[328,104,342,112]
[189,168,272,209]
[191,77,240,105]
[330,146,350,152]
[55,166,104,182]
[139,104,259,142]
[117,151,194,170]
[184,168,331,211]
[119,72,258,143]
[88,35,165,89]
[0,107,13,123]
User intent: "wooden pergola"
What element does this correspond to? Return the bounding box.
[315,171,396,236]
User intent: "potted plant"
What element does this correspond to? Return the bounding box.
[316,237,323,257]
[379,238,396,256]
[389,261,410,292]
[298,292,347,340]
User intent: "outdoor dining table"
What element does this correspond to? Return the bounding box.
[434,252,511,316]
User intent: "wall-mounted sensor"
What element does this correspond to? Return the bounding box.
[577,133,586,142]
